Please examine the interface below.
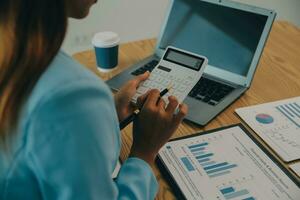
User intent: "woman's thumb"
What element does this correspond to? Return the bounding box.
[135,71,150,85]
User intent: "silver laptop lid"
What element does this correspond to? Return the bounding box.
[155,0,276,87]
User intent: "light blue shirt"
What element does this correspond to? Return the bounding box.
[0,51,158,199]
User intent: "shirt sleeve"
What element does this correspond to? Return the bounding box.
[25,79,158,200]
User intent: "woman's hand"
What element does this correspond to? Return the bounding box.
[129,89,188,165]
[114,72,150,122]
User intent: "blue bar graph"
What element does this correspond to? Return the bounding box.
[280,105,294,117]
[181,157,195,171]
[206,164,238,174]
[188,142,208,149]
[204,162,228,171]
[287,104,300,117]
[190,147,206,152]
[220,186,255,200]
[276,102,300,128]
[193,151,206,156]
[201,161,216,167]
[188,141,238,178]
[243,197,255,200]
[196,153,214,159]
[220,187,235,194]
[294,102,300,110]
[224,189,249,199]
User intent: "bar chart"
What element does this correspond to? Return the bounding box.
[220,186,255,200]
[236,97,300,162]
[188,142,238,178]
[180,157,195,172]
[275,102,300,128]
[158,125,300,200]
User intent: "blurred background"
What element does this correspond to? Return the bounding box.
[62,0,300,54]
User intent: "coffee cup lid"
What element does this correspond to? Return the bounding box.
[92,32,120,48]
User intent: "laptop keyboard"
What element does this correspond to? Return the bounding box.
[131,60,159,75]
[131,60,234,106]
[188,78,234,106]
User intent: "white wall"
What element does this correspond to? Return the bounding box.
[62,0,300,54]
[235,0,300,24]
[63,0,170,54]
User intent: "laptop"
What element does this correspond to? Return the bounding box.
[107,0,276,126]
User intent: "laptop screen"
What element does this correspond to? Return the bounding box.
[159,0,268,76]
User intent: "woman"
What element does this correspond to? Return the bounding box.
[0,0,188,199]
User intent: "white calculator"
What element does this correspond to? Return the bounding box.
[133,46,208,105]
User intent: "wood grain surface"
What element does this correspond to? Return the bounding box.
[73,21,300,199]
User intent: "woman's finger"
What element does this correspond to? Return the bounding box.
[133,71,150,87]
[165,96,179,114]
[136,90,151,108]
[157,98,166,110]
[144,89,160,108]
[172,103,188,125]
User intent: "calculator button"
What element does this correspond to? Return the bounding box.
[173,92,181,98]
[149,75,157,81]
[178,86,187,92]
[162,79,171,87]
[152,70,158,74]
[186,76,192,80]
[158,85,165,91]
[137,86,148,94]
[149,74,160,80]
[132,96,138,102]
[132,93,139,100]
[143,80,151,87]
[183,80,192,86]
[176,78,182,83]
[149,82,159,89]
[156,70,163,75]
[156,76,164,83]
[167,75,175,80]
[169,89,175,95]
[172,83,180,90]
[160,72,168,77]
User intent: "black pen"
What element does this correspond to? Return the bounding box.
[119,86,172,130]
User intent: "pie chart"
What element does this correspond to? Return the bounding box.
[255,113,274,124]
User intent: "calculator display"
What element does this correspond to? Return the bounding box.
[164,49,204,71]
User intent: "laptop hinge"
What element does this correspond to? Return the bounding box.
[203,65,248,87]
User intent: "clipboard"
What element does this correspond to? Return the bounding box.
[156,124,300,200]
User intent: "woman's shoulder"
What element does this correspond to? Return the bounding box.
[0,52,120,194]
[25,50,112,115]
[20,50,118,148]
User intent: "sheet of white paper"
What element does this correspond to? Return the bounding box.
[290,163,300,178]
[235,96,300,162]
[158,126,300,200]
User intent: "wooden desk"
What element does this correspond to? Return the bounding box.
[73,21,300,199]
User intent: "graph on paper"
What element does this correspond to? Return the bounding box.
[188,142,237,178]
[236,96,300,162]
[220,186,255,200]
[275,102,300,127]
[158,125,300,200]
